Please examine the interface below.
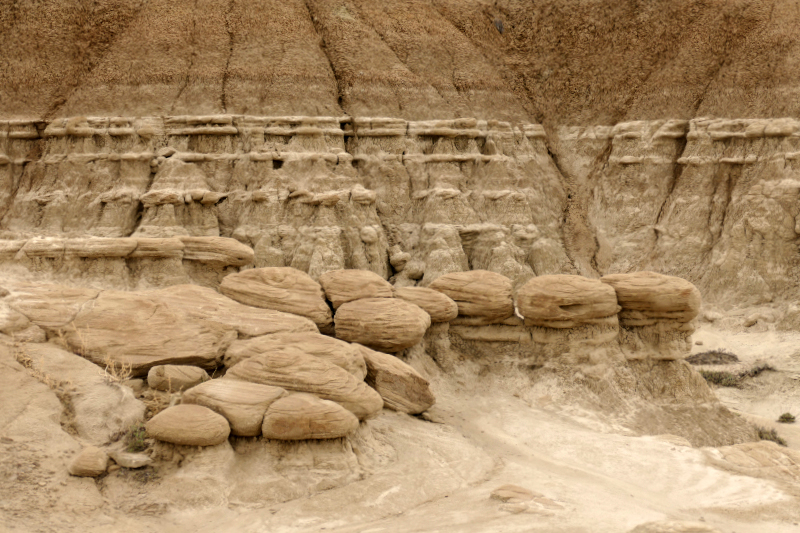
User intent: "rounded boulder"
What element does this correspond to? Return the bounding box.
[515,274,620,328]
[601,272,702,325]
[395,286,458,323]
[145,404,230,446]
[428,270,513,322]
[334,297,431,352]
[262,393,359,440]
[318,269,394,309]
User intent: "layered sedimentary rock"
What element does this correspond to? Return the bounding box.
[356,344,436,414]
[147,365,210,392]
[261,393,360,441]
[394,287,459,323]
[334,298,431,352]
[319,269,394,309]
[145,404,231,446]
[428,270,514,325]
[515,275,620,328]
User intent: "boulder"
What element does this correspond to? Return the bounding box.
[182,379,285,436]
[179,236,254,266]
[9,284,100,328]
[428,270,513,323]
[224,332,367,380]
[318,269,393,309]
[261,393,359,440]
[225,348,383,420]
[354,344,435,414]
[601,271,702,325]
[395,287,458,323]
[219,267,333,332]
[145,404,231,446]
[147,365,210,392]
[68,446,108,477]
[334,298,431,353]
[515,274,620,328]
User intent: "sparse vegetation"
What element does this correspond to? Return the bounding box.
[686,349,740,365]
[756,426,787,447]
[699,364,776,388]
[778,412,796,424]
[126,422,148,452]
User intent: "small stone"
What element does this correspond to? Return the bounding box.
[68,446,109,477]
[490,484,538,503]
[695,340,703,346]
[122,378,145,393]
[145,404,230,446]
[147,365,210,392]
[108,449,152,469]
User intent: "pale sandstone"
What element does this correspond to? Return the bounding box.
[516,274,620,328]
[224,332,367,380]
[178,236,255,266]
[182,379,285,437]
[334,298,431,353]
[428,270,513,323]
[318,269,394,309]
[68,446,108,477]
[261,393,359,440]
[219,267,333,332]
[225,347,383,420]
[146,365,210,392]
[601,272,702,325]
[9,285,100,328]
[394,287,458,323]
[627,521,721,533]
[145,404,231,446]
[354,344,435,414]
[107,449,152,469]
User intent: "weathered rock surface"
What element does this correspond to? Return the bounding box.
[145,404,231,446]
[355,344,435,414]
[428,270,513,323]
[628,521,721,533]
[68,447,108,477]
[261,393,359,440]
[601,272,702,325]
[515,274,620,328]
[225,332,367,380]
[182,379,285,437]
[334,298,431,353]
[225,348,383,420]
[394,287,458,323]
[8,285,100,328]
[219,267,333,332]
[147,365,210,392]
[319,269,394,309]
[107,449,152,469]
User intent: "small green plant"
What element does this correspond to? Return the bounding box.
[126,422,148,452]
[778,412,796,424]
[741,364,775,379]
[699,370,741,387]
[756,426,787,447]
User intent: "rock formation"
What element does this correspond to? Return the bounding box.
[145,404,231,446]
[261,393,360,441]
[333,298,431,352]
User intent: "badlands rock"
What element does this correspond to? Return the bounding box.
[428,270,513,324]
[515,275,620,328]
[178,236,254,266]
[107,449,152,469]
[355,344,436,414]
[146,365,210,392]
[628,521,721,533]
[394,287,458,323]
[8,285,100,328]
[334,298,431,353]
[145,404,231,446]
[225,348,383,420]
[261,393,360,440]
[224,332,367,380]
[318,269,394,309]
[68,446,108,477]
[601,272,702,325]
[182,379,285,437]
[219,267,333,332]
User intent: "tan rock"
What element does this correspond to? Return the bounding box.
[68,446,108,477]
[334,298,431,353]
[64,237,138,258]
[145,404,230,446]
[9,284,100,328]
[147,365,210,392]
[219,267,332,332]
[395,287,458,323]
[490,484,538,503]
[225,332,367,380]
[601,272,702,325]
[318,269,394,309]
[107,449,152,469]
[261,393,359,440]
[515,274,620,328]
[354,344,435,414]
[179,236,255,266]
[183,379,285,436]
[428,270,513,322]
[627,521,721,533]
[225,348,383,420]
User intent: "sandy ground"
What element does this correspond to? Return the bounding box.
[3,325,800,533]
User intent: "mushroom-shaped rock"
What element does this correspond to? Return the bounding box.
[183,380,285,436]
[318,269,393,309]
[354,344,435,414]
[515,275,620,328]
[68,446,109,477]
[395,287,458,323]
[262,393,359,440]
[145,404,230,446]
[225,347,383,420]
[225,332,367,380]
[219,267,333,332]
[428,270,513,323]
[147,365,209,392]
[334,298,431,353]
[601,272,702,325]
